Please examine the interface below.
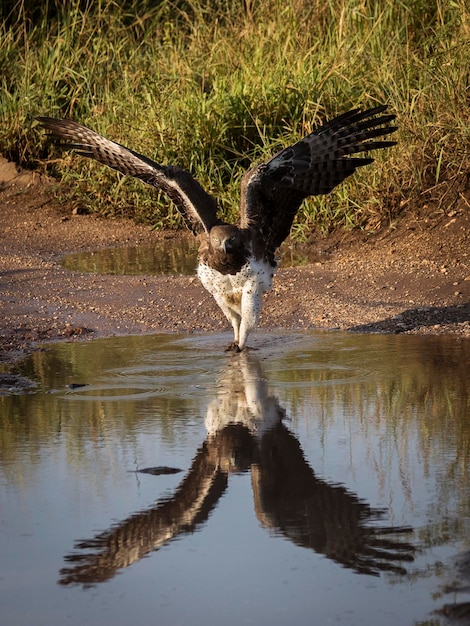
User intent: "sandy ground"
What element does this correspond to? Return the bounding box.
[1,157,469,373]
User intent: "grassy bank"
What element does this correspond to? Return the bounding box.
[1,0,469,232]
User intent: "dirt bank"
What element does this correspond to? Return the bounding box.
[1,157,469,368]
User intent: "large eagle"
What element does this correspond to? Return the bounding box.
[38,105,397,351]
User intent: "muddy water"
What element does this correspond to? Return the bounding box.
[0,331,469,626]
[61,240,199,275]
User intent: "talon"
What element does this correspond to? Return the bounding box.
[225,342,241,353]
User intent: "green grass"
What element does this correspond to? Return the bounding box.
[1,0,469,232]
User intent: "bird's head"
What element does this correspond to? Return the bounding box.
[209,225,243,254]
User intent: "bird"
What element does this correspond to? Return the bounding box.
[37,105,397,351]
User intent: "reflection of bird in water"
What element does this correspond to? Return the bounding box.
[38,107,396,351]
[434,551,470,622]
[59,355,414,586]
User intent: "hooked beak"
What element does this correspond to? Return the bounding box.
[223,239,235,254]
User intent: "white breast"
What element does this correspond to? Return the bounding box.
[197,257,275,303]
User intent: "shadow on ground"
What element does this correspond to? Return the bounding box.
[350,303,470,334]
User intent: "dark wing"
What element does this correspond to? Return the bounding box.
[37,117,221,235]
[240,105,397,254]
[59,440,228,585]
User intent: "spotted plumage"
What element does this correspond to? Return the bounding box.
[37,105,397,350]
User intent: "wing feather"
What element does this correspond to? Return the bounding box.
[37,117,220,235]
[240,105,397,254]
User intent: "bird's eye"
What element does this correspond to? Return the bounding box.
[230,235,236,241]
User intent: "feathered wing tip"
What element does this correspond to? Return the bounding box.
[315,105,398,156]
[36,117,221,236]
[240,104,398,253]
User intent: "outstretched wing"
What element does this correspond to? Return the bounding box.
[37,117,221,235]
[240,105,397,254]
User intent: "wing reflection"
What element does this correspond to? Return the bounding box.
[59,354,414,586]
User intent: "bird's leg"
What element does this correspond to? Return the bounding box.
[237,287,262,351]
[229,313,241,345]
[221,307,241,351]
[225,341,242,353]
[226,315,242,352]
[210,292,243,351]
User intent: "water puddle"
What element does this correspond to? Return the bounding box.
[1,331,469,625]
[61,241,322,275]
[61,239,199,276]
